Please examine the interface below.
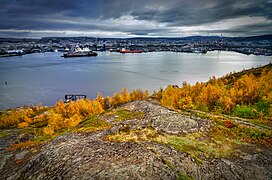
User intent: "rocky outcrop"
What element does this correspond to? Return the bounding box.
[16,133,178,179]
[120,101,210,134]
[1,101,271,179]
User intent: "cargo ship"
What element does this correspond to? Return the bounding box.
[61,47,98,58]
[119,48,143,53]
[62,51,97,58]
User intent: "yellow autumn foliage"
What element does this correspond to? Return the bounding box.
[0,87,149,131]
[18,122,29,129]
[43,126,54,135]
[159,65,272,116]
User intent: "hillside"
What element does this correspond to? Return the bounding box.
[0,64,272,179]
[155,63,272,121]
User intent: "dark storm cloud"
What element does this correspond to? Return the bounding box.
[131,0,272,26]
[204,22,272,36]
[0,0,271,37]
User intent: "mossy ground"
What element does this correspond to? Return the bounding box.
[1,102,271,161]
[104,107,272,161]
[77,115,112,132]
[102,108,145,122]
[2,107,145,151]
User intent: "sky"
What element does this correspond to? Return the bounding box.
[0,0,271,38]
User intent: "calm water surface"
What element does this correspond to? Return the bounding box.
[0,51,271,109]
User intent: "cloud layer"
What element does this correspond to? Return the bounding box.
[0,0,271,37]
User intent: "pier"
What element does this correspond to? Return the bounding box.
[65,94,87,102]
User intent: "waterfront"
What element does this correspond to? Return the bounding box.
[0,51,271,109]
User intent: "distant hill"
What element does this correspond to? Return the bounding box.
[1,34,272,42]
[0,38,39,42]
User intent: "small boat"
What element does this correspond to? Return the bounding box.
[119,48,143,53]
[192,48,207,54]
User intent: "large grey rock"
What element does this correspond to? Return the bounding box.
[17,133,177,179]
[122,101,210,134]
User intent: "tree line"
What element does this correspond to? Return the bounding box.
[153,64,272,119]
[0,88,149,135]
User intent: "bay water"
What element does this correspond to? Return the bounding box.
[0,51,271,109]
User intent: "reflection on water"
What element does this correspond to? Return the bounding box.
[0,51,271,109]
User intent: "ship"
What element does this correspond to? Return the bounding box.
[61,47,98,58]
[119,48,143,53]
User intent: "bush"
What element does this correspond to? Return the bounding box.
[223,120,236,128]
[254,101,270,116]
[232,104,256,119]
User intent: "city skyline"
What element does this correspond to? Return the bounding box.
[0,0,271,38]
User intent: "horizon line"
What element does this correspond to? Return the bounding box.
[0,34,272,40]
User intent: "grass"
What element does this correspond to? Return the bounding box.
[247,119,272,129]
[5,140,36,151]
[3,127,59,152]
[77,115,112,132]
[102,108,145,122]
[104,109,272,161]
[2,114,114,152]
[231,104,256,119]
[33,134,57,143]
[105,127,233,160]
[161,159,195,180]
[0,130,11,138]
[178,172,195,180]
[156,133,234,160]
[104,127,158,142]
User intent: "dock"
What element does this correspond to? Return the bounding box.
[65,94,87,102]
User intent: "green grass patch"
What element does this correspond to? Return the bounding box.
[77,115,112,132]
[231,101,271,119]
[0,130,11,138]
[103,108,145,122]
[105,126,234,159]
[162,159,194,180]
[104,114,272,160]
[191,110,272,145]
[104,127,159,142]
[161,159,195,180]
[30,120,48,128]
[156,132,234,160]
[247,119,272,129]
[232,104,256,119]
[232,125,271,143]
[33,134,56,143]
[209,123,272,147]
[254,101,270,116]
[178,171,195,180]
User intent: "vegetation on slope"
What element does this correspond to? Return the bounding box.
[103,78,272,161]
[0,88,149,137]
[105,114,271,160]
[153,63,272,120]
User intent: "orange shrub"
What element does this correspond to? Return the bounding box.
[18,122,29,129]
[130,89,149,101]
[161,85,180,109]
[5,140,35,151]
[223,120,236,128]
[43,126,54,135]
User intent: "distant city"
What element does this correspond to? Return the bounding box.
[0,34,272,57]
